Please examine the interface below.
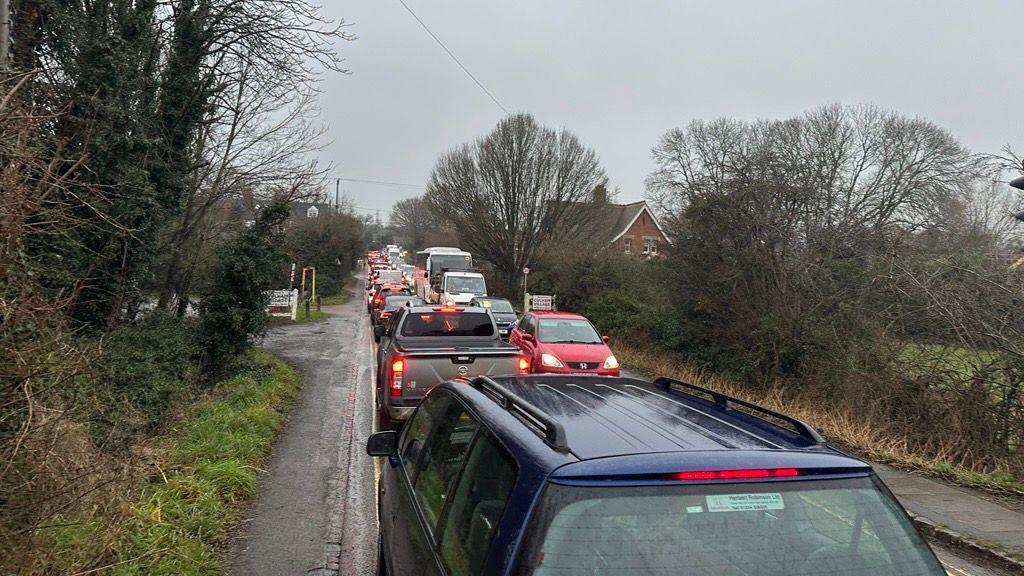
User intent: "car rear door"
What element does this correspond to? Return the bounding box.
[434,430,519,575]
[389,391,481,576]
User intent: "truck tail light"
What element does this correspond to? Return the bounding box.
[389,357,405,396]
[518,356,530,374]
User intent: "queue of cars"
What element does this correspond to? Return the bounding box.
[361,247,947,576]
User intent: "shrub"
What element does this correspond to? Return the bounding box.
[79,311,200,449]
[198,202,290,371]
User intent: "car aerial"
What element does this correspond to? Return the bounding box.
[373,294,426,328]
[372,305,527,429]
[468,297,517,339]
[367,374,947,576]
[510,310,619,376]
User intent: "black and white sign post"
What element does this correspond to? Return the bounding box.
[522,266,530,313]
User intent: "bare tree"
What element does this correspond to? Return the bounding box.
[644,105,986,376]
[154,52,330,313]
[389,195,453,252]
[425,114,606,294]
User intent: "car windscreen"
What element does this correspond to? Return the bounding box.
[477,299,514,313]
[537,319,602,344]
[514,476,944,576]
[401,311,495,337]
[445,276,486,294]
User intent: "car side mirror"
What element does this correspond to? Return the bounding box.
[602,335,610,343]
[366,431,398,456]
[522,333,535,343]
[373,324,385,342]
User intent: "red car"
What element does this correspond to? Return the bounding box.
[509,310,620,376]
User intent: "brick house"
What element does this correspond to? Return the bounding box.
[601,200,670,256]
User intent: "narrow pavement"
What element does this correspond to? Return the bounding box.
[876,464,1024,565]
[224,287,378,576]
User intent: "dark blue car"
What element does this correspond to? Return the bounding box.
[366,375,945,576]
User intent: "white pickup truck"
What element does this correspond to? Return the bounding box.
[434,271,487,305]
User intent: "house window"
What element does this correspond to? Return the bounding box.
[643,237,658,255]
[623,238,632,254]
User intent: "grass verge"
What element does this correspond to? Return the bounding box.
[321,274,355,306]
[293,309,328,323]
[619,345,1024,497]
[46,351,299,575]
[267,308,329,326]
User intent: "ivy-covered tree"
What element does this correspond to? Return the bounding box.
[198,202,290,370]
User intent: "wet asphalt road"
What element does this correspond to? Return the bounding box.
[224,287,378,576]
[223,288,1013,576]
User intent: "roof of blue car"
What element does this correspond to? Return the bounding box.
[460,375,846,463]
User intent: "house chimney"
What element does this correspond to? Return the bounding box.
[592,183,608,204]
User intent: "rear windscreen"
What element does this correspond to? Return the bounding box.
[515,477,943,576]
[401,312,494,337]
[385,296,423,309]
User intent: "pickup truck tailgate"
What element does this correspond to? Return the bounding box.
[399,348,520,401]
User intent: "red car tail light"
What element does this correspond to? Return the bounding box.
[389,357,405,396]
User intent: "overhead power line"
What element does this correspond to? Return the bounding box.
[395,0,510,115]
[335,177,424,189]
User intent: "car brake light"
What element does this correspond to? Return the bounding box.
[672,468,800,481]
[390,358,405,396]
[518,356,530,374]
[433,307,464,312]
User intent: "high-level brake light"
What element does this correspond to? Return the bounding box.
[672,468,800,481]
[389,358,405,396]
[433,306,464,312]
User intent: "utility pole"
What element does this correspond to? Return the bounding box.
[0,0,11,71]
[335,178,340,212]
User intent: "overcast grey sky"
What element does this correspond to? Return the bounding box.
[314,0,1024,218]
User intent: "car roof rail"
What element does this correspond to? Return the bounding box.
[469,376,570,453]
[653,377,825,444]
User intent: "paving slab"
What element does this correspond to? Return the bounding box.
[874,463,1024,559]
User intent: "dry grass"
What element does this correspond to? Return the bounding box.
[619,345,1024,496]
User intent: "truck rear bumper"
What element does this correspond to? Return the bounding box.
[387,405,416,421]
